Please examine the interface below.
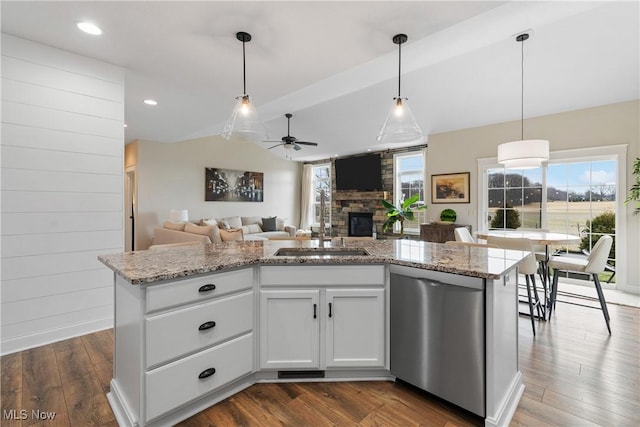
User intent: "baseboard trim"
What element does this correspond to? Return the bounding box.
[107,380,139,427]
[485,372,524,427]
[0,317,113,356]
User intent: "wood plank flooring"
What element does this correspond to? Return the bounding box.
[2,299,638,426]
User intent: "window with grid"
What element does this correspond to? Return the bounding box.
[480,148,623,286]
[394,152,426,234]
[312,164,331,225]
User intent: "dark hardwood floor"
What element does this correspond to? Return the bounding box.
[2,298,638,426]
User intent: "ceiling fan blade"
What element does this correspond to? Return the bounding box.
[295,141,318,146]
[268,143,283,150]
[262,140,283,143]
[293,144,302,151]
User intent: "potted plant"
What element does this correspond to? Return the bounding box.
[439,208,457,223]
[625,157,640,215]
[381,194,427,237]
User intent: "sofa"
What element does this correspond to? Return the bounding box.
[152,215,296,246]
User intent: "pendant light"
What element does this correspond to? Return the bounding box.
[498,32,549,169]
[221,31,266,142]
[377,33,424,144]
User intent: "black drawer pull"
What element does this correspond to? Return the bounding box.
[198,367,216,379]
[329,302,332,318]
[198,321,216,331]
[198,284,216,292]
[313,303,317,319]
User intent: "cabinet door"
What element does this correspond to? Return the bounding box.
[325,288,385,368]
[260,290,320,369]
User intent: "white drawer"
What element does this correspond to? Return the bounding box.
[145,333,253,422]
[146,267,253,313]
[146,291,253,368]
[260,265,386,287]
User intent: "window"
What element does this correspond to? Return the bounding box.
[487,166,544,229]
[394,151,426,234]
[312,164,331,225]
[478,145,627,287]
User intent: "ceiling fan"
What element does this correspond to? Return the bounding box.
[264,113,318,151]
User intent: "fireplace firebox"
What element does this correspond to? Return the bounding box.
[348,212,374,237]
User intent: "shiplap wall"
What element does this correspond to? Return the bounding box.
[1,34,124,354]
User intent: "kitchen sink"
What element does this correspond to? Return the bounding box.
[274,247,369,257]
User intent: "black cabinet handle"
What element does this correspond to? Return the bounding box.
[198,284,216,293]
[198,367,216,379]
[329,302,332,318]
[198,321,216,331]
[313,303,317,319]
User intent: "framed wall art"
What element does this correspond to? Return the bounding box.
[205,168,263,202]
[431,172,470,204]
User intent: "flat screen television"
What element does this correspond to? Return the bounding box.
[335,154,382,191]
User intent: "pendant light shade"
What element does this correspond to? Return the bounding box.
[221,31,266,142]
[377,34,425,144]
[497,32,549,169]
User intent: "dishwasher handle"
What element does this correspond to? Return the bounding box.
[411,276,483,290]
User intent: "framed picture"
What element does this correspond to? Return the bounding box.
[205,168,263,202]
[431,172,470,204]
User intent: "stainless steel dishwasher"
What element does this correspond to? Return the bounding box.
[390,265,485,417]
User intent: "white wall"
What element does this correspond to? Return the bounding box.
[133,136,301,249]
[0,35,124,354]
[426,100,640,293]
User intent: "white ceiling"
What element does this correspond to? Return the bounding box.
[2,1,638,161]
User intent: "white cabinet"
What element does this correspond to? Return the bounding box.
[259,265,387,371]
[260,290,320,369]
[109,267,255,426]
[325,288,385,368]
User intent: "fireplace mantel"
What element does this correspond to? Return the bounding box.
[333,191,389,201]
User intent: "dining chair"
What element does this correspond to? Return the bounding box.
[487,235,543,336]
[454,227,474,243]
[518,228,550,282]
[547,235,613,334]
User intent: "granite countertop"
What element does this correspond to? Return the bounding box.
[98,239,527,285]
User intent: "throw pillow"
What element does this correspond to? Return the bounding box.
[247,224,262,234]
[184,223,222,244]
[163,221,186,231]
[220,228,244,242]
[262,216,277,232]
[276,217,285,231]
[202,218,218,227]
[241,216,263,226]
[222,216,242,229]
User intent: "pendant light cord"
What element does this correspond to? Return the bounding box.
[397,40,402,98]
[242,39,247,95]
[520,35,525,140]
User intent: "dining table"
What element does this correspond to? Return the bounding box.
[475,229,581,319]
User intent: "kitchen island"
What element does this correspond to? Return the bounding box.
[99,239,526,427]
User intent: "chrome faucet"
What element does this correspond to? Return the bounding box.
[319,189,326,248]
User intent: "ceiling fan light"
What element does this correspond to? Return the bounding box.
[221,94,267,142]
[377,97,425,144]
[498,139,549,169]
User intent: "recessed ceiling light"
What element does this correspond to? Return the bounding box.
[124,124,128,128]
[143,99,158,106]
[77,21,102,36]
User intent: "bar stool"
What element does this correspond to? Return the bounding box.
[487,236,543,336]
[548,235,613,334]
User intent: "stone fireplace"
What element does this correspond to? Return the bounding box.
[348,212,374,237]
